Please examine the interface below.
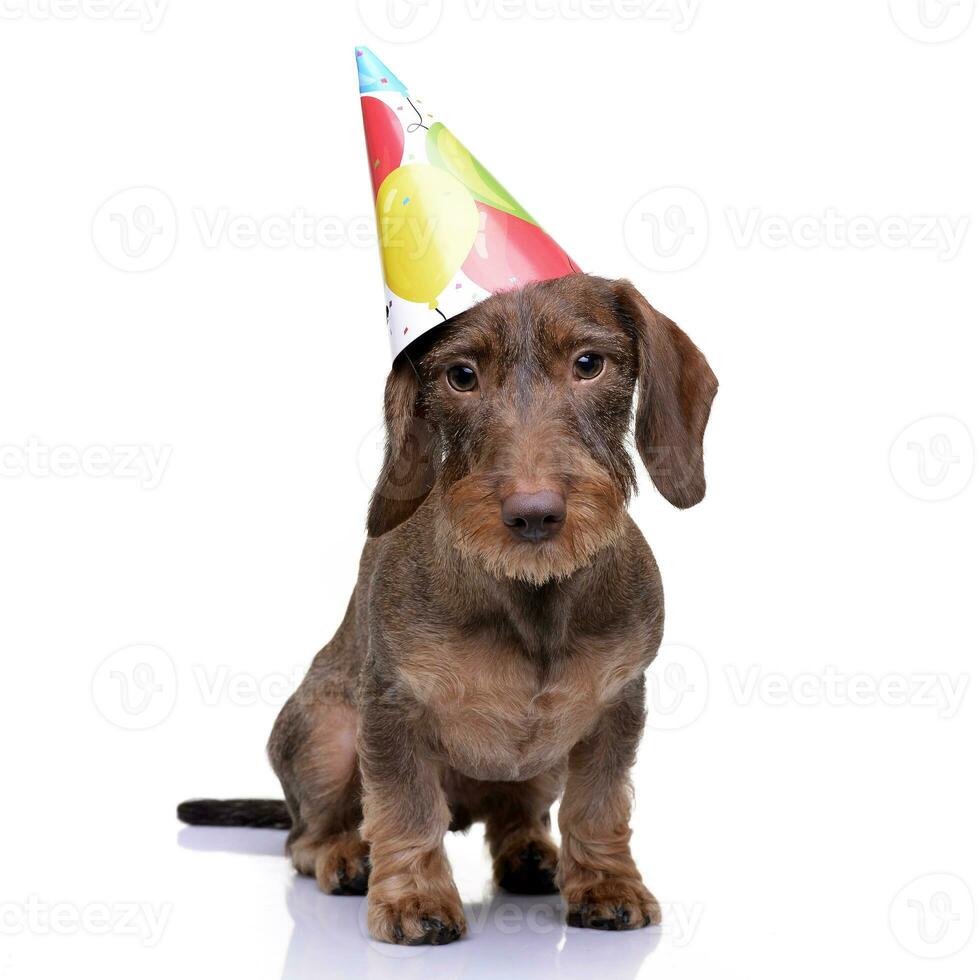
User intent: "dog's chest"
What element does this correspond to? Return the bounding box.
[398,634,644,782]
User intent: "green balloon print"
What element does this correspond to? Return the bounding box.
[426,122,539,227]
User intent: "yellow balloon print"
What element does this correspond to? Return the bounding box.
[376,164,479,309]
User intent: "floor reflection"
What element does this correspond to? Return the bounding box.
[283,874,660,980]
[177,827,660,979]
[177,825,288,857]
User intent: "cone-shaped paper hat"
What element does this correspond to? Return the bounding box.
[356,46,581,360]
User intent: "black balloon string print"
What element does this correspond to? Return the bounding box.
[405,97,429,133]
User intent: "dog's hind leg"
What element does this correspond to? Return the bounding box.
[474,768,564,895]
[267,580,375,895]
[269,695,369,895]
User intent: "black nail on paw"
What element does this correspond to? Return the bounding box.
[591,917,618,930]
[567,903,641,931]
[567,904,594,928]
[418,916,461,945]
[330,858,369,896]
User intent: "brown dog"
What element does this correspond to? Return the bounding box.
[178,273,717,945]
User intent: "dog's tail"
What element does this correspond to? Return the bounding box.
[176,798,291,829]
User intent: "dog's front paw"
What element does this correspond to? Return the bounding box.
[565,879,661,931]
[367,888,467,945]
[495,838,559,895]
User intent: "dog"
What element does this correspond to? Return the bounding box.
[178,272,717,945]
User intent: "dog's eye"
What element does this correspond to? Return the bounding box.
[573,353,604,380]
[447,364,478,392]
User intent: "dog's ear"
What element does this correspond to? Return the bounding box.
[366,354,437,537]
[613,280,718,508]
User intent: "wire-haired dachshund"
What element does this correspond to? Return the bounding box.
[179,272,718,945]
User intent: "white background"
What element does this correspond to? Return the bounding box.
[1,2,978,978]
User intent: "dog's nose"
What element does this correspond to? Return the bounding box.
[501,490,567,542]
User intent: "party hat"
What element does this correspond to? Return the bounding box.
[356,46,581,360]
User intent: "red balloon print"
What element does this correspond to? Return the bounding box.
[462,202,581,294]
[360,97,405,198]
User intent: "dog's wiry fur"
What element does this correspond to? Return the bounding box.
[194,274,716,945]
